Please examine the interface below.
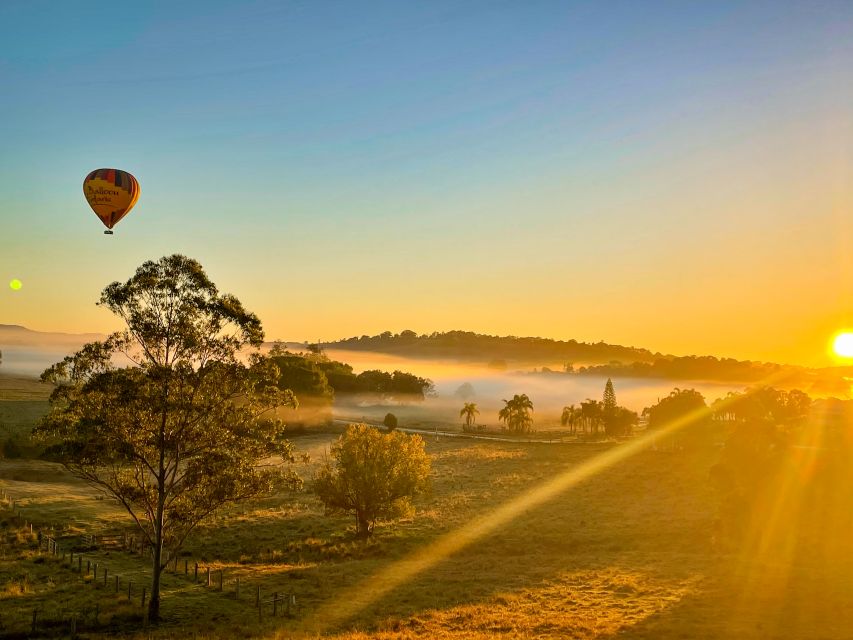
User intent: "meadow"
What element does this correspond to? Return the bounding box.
[2,368,851,640]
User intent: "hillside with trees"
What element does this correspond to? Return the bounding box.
[547,356,853,393]
[328,330,660,365]
[328,331,852,392]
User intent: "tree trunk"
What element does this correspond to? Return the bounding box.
[150,368,170,623]
[356,512,370,538]
[149,502,164,622]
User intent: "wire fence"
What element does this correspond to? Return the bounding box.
[0,487,301,635]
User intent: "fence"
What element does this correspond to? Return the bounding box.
[0,487,301,633]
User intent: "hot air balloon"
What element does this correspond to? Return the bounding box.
[83,168,140,234]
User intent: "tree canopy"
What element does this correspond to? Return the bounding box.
[37,255,299,622]
[267,347,434,402]
[643,388,708,429]
[460,402,479,430]
[314,424,431,537]
[498,394,534,434]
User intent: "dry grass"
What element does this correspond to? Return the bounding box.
[0,374,53,402]
[0,416,851,638]
[327,569,701,640]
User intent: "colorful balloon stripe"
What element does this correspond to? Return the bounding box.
[83,168,140,231]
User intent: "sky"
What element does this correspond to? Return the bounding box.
[1,1,852,366]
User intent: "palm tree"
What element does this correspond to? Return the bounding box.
[498,394,534,434]
[580,399,603,435]
[460,402,480,430]
[561,404,579,435]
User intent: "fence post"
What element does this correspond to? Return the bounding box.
[206,567,210,587]
[86,560,90,576]
[184,559,188,575]
[115,575,120,592]
[141,587,147,608]
[256,586,260,607]
[286,593,292,616]
[174,555,178,572]
[78,556,82,573]
[104,567,108,586]
[235,577,240,599]
[128,580,132,600]
[194,562,198,583]
[219,570,223,592]
[93,562,98,580]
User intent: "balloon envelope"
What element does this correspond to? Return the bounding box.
[83,168,140,230]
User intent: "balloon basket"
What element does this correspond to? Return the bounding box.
[104,230,114,235]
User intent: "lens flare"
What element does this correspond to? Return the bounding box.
[832,332,853,358]
[9,279,22,291]
[301,370,793,635]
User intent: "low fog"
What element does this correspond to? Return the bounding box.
[0,333,748,428]
[323,349,744,428]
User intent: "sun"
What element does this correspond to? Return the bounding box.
[832,332,853,358]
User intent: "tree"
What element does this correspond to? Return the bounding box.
[354,369,434,400]
[602,378,617,415]
[36,255,298,622]
[498,394,534,434]
[314,424,431,537]
[712,387,812,426]
[383,412,398,431]
[560,404,579,435]
[580,399,603,435]
[599,378,635,436]
[268,348,333,400]
[454,382,476,400]
[643,388,707,429]
[604,407,638,437]
[460,402,479,430]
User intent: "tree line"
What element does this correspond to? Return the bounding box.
[267,345,435,402]
[328,330,659,365]
[538,355,851,391]
[461,378,639,437]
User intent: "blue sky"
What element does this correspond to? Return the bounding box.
[1,1,852,364]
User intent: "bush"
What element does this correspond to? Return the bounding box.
[383,413,398,431]
[2,438,22,459]
[314,424,431,537]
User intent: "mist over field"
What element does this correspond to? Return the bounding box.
[0,325,100,376]
[323,348,744,424]
[0,332,821,420]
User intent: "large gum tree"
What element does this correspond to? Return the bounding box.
[38,255,298,622]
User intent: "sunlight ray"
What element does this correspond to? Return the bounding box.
[298,372,792,635]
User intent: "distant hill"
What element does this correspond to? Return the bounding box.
[541,356,853,395]
[326,330,852,393]
[0,325,105,376]
[327,330,663,367]
[0,324,105,346]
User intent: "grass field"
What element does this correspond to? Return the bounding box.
[1,372,851,639]
[0,374,51,464]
